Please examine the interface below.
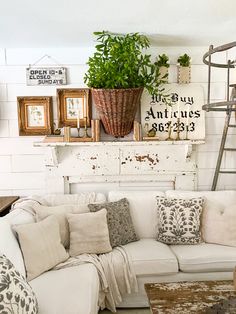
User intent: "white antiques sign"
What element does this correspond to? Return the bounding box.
[26,67,67,86]
[141,83,205,141]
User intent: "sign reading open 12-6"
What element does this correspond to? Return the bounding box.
[141,84,205,141]
[26,67,67,86]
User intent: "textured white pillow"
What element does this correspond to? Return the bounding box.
[34,203,89,248]
[67,208,112,256]
[14,216,69,281]
[202,204,236,247]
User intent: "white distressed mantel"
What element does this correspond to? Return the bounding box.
[34,140,204,194]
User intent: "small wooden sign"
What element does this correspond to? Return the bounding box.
[26,67,67,86]
[141,83,205,141]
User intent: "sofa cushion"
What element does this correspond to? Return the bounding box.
[40,192,106,206]
[0,254,38,314]
[108,190,165,238]
[30,264,99,314]
[170,243,236,272]
[0,217,26,277]
[89,198,138,247]
[156,196,204,245]
[14,216,69,281]
[123,238,178,276]
[67,209,112,256]
[202,203,236,247]
[165,190,236,210]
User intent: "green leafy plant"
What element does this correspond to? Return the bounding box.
[177,54,191,67]
[84,31,164,96]
[156,54,170,68]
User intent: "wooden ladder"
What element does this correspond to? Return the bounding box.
[212,86,236,190]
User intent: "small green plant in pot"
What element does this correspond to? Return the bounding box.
[156,54,170,83]
[177,53,191,84]
[84,31,163,137]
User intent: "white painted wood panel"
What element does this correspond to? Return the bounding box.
[12,155,45,172]
[8,120,19,137]
[0,45,235,195]
[0,173,45,190]
[0,102,18,119]
[6,47,95,66]
[0,138,46,154]
[0,84,8,101]
[0,49,5,66]
[0,120,9,137]
[0,156,11,172]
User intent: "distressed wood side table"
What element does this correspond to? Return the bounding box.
[145,280,236,314]
[0,196,19,217]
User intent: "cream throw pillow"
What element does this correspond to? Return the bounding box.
[202,203,236,247]
[14,216,69,281]
[67,208,112,256]
[34,203,89,248]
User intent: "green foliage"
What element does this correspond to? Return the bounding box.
[156,54,170,68]
[84,31,164,96]
[177,54,191,67]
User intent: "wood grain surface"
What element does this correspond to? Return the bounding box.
[145,280,236,314]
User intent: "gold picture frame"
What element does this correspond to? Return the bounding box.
[57,88,91,128]
[17,96,53,136]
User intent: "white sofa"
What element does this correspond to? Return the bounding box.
[1,190,236,314]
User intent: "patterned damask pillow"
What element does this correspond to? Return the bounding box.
[88,198,139,247]
[0,254,38,314]
[156,196,204,245]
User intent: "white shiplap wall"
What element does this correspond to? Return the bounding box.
[0,46,235,196]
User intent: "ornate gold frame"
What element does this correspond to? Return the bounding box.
[57,88,91,128]
[17,96,53,136]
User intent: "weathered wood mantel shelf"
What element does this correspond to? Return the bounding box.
[34,140,205,147]
[34,140,205,193]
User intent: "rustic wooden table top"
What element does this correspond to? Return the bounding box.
[145,280,236,314]
[0,196,19,213]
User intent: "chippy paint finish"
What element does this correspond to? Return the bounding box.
[34,141,203,194]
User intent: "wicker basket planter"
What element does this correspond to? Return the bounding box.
[91,87,143,137]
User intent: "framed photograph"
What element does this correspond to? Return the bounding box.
[17,96,53,136]
[57,88,91,127]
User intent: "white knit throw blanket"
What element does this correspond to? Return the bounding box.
[54,247,138,312]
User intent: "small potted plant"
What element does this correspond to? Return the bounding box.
[84,31,163,137]
[177,53,191,84]
[156,54,170,83]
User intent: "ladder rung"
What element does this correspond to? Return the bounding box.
[224,148,236,151]
[219,171,236,174]
[228,124,236,128]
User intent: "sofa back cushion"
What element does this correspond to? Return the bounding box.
[201,204,236,247]
[108,190,165,239]
[0,217,26,277]
[34,204,89,248]
[165,190,236,209]
[166,190,236,246]
[39,192,106,206]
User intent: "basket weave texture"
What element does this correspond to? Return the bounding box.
[92,87,143,137]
